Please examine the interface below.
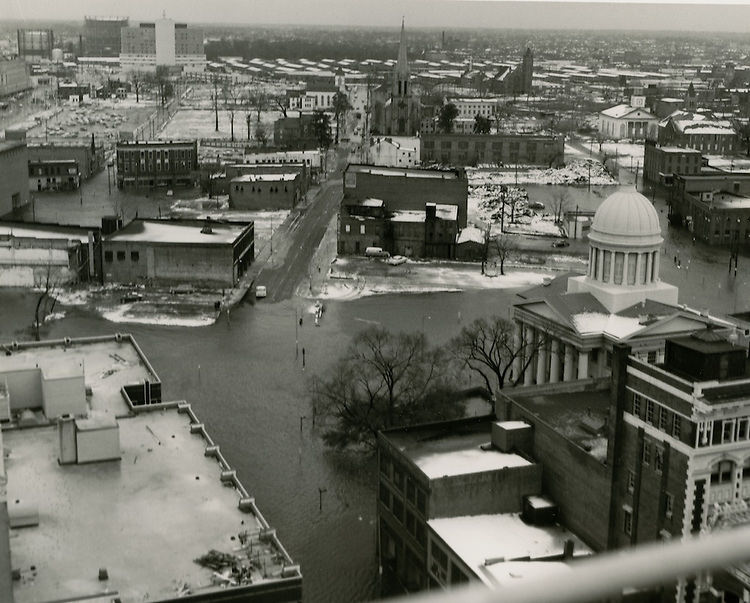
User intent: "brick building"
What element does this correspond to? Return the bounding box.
[343,164,468,228]
[0,139,29,217]
[229,172,302,210]
[102,219,253,287]
[643,141,702,185]
[673,173,750,247]
[273,113,318,150]
[658,110,738,155]
[28,141,105,180]
[378,417,590,594]
[421,134,564,168]
[28,159,80,191]
[116,140,197,188]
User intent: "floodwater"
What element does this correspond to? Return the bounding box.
[0,287,515,603]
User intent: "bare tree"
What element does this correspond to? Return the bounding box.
[551,190,570,224]
[222,83,241,142]
[248,90,268,123]
[274,97,288,118]
[255,123,268,147]
[311,326,461,451]
[493,234,517,276]
[33,263,59,339]
[451,316,543,393]
[131,71,144,103]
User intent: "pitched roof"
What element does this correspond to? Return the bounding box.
[600,104,655,120]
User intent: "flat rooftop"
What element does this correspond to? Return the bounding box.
[105,219,251,246]
[1,337,156,419]
[384,419,531,480]
[0,141,25,154]
[347,164,460,179]
[231,173,299,182]
[429,513,591,587]
[0,222,92,243]
[5,410,290,602]
[512,387,611,462]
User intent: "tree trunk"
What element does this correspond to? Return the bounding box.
[500,258,505,276]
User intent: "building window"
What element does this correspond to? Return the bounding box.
[665,492,673,519]
[647,350,657,364]
[623,507,633,536]
[672,415,682,439]
[392,495,404,523]
[345,224,351,233]
[116,251,126,261]
[406,478,416,505]
[737,417,749,441]
[379,483,390,508]
[659,407,668,431]
[131,251,140,262]
[360,224,365,235]
[654,446,664,474]
[723,419,736,444]
[646,399,654,424]
[393,466,404,490]
[711,460,734,484]
[627,470,635,494]
[104,250,113,262]
[633,393,642,417]
[416,489,426,515]
[642,441,651,466]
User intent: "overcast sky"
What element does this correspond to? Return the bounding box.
[3,0,750,32]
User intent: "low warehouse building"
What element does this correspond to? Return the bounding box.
[102,219,253,287]
[229,172,301,210]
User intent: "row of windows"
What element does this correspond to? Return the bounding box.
[380,454,427,515]
[622,492,673,537]
[104,250,138,263]
[632,392,683,440]
[234,185,289,194]
[379,483,427,548]
[344,224,366,235]
[697,417,750,447]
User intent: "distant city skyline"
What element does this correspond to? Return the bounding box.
[4,0,750,33]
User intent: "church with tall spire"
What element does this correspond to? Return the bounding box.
[383,19,420,136]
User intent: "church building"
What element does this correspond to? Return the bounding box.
[374,20,421,137]
[512,190,739,386]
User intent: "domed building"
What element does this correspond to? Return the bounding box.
[567,190,677,312]
[511,189,730,386]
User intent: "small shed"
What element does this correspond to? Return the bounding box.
[455,226,486,261]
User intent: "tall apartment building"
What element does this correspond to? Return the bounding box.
[16,29,54,61]
[120,18,205,73]
[83,16,128,57]
[0,57,31,97]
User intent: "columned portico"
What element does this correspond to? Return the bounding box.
[563,344,574,382]
[577,350,589,380]
[523,324,535,386]
[549,339,561,383]
[536,331,547,385]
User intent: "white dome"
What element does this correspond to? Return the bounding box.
[589,190,662,247]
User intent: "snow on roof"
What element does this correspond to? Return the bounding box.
[390,210,425,223]
[429,513,591,586]
[457,226,486,245]
[666,111,736,135]
[360,198,384,207]
[600,104,655,119]
[0,223,90,243]
[571,312,644,339]
[482,561,573,589]
[231,173,298,182]
[105,220,250,246]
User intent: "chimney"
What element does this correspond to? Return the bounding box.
[563,539,575,559]
[201,218,213,234]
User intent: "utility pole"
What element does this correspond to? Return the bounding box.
[213,75,219,132]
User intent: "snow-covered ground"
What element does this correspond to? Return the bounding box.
[311,258,554,301]
[467,159,616,187]
[600,142,645,168]
[159,108,281,141]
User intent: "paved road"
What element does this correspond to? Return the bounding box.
[255,178,342,302]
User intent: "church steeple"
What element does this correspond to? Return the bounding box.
[393,18,410,97]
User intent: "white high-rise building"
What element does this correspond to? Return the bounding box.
[120,18,205,73]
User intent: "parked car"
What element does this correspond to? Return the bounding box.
[365,246,390,258]
[528,201,545,210]
[255,285,267,299]
[170,284,195,295]
[120,292,143,303]
[552,239,570,248]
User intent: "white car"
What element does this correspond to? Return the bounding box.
[255,285,267,299]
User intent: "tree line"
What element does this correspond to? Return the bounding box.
[311,317,541,452]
